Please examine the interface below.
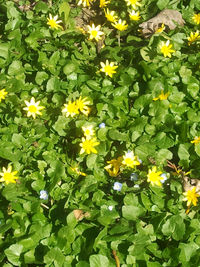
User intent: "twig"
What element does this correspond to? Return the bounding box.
[112,250,120,267]
[117,32,120,47]
[41,203,49,209]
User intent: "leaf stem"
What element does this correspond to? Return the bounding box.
[112,250,120,267]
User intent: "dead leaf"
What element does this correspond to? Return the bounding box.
[139,9,185,38]
[73,209,90,221]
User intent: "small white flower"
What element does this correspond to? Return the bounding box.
[99,122,106,128]
[108,205,113,211]
[160,173,168,183]
[40,190,48,200]
[113,182,122,191]
[130,173,138,181]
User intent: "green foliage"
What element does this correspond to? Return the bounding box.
[0,0,200,266]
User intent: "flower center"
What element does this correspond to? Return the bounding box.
[49,19,57,28]
[4,173,13,181]
[124,158,132,165]
[104,65,113,74]
[68,103,77,113]
[85,129,91,136]
[91,30,98,37]
[29,105,37,113]
[107,14,115,22]
[161,46,169,53]
[149,173,160,182]
[83,140,91,149]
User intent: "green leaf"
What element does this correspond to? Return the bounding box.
[188,84,199,100]
[0,43,9,59]
[179,242,199,262]
[157,0,170,10]
[147,262,162,267]
[93,227,107,250]
[86,80,100,91]
[76,262,90,267]
[8,60,24,76]
[162,215,185,241]
[122,205,145,221]
[35,71,49,85]
[35,1,48,13]
[119,74,133,86]
[135,143,156,162]
[141,192,152,210]
[169,91,185,104]
[0,219,12,234]
[156,149,173,163]
[59,1,71,26]
[124,193,138,206]
[44,248,65,266]
[86,154,98,169]
[109,129,128,141]
[31,179,45,192]
[48,161,66,192]
[49,51,60,72]
[4,244,23,266]
[97,128,108,141]
[63,61,77,75]
[171,33,186,45]
[179,66,192,84]
[178,144,190,161]
[46,77,60,92]
[2,184,24,201]
[89,255,109,267]
[152,132,174,149]
[24,249,36,264]
[11,133,26,148]
[53,116,69,136]
[195,143,200,157]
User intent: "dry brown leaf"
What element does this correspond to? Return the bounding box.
[139,9,185,38]
[73,209,90,221]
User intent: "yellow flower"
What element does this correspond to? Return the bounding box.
[100,0,110,8]
[87,24,104,41]
[82,125,95,139]
[147,166,163,187]
[183,187,200,207]
[77,27,86,34]
[188,31,200,46]
[156,23,165,33]
[112,19,128,31]
[76,96,91,116]
[78,0,94,7]
[125,0,141,8]
[80,137,100,154]
[129,10,141,21]
[191,136,200,145]
[100,60,118,78]
[0,89,8,102]
[122,151,140,168]
[153,90,169,101]
[104,157,123,177]
[47,14,63,30]
[62,100,79,117]
[192,13,200,25]
[23,97,45,119]
[0,166,18,185]
[104,9,118,23]
[160,40,175,58]
[71,166,86,176]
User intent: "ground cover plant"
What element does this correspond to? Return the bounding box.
[0,0,200,266]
